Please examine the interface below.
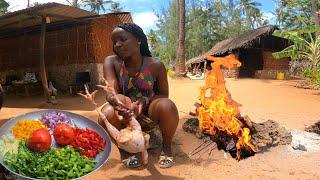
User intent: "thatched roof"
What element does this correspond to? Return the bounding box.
[186,38,233,66]
[209,25,277,56]
[186,25,277,66]
[0,3,96,33]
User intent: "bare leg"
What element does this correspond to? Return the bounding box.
[98,95,141,167]
[148,98,179,156]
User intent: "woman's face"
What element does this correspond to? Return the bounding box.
[111,27,141,59]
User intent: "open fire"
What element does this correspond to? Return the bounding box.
[195,54,257,160]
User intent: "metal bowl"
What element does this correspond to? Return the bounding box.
[0,109,112,180]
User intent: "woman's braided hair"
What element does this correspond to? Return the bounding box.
[116,23,152,57]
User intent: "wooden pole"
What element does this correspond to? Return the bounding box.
[39,16,50,102]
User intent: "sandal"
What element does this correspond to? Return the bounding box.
[122,155,141,168]
[158,152,174,168]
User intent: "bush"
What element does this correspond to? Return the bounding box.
[289,60,312,77]
[303,67,320,85]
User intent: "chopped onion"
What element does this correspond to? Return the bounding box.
[0,135,19,157]
[39,112,74,131]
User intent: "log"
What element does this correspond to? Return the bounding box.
[183,117,292,159]
[305,121,320,135]
[237,114,253,130]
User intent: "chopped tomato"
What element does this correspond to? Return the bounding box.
[71,128,105,158]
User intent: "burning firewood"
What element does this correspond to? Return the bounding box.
[185,53,292,158]
[78,81,150,166]
[184,118,292,159]
[194,54,257,160]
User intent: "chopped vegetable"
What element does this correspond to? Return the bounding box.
[0,135,19,157]
[71,128,105,158]
[39,112,74,131]
[28,128,52,153]
[11,120,45,140]
[4,141,96,179]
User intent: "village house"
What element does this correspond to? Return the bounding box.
[0,3,132,96]
[186,25,291,79]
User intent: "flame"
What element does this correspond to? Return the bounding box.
[196,54,256,159]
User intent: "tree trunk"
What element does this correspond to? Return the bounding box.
[175,0,180,67]
[40,16,50,102]
[27,0,30,7]
[245,8,252,29]
[176,0,180,37]
[311,0,320,37]
[175,0,186,76]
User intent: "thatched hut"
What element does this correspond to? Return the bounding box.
[186,25,291,79]
[0,3,132,94]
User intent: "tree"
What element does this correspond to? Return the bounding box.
[66,0,81,8]
[224,0,249,37]
[147,29,162,59]
[278,0,320,29]
[149,0,266,71]
[273,25,320,85]
[175,0,186,75]
[82,0,113,14]
[31,2,42,7]
[274,0,285,27]
[237,0,262,29]
[185,0,223,59]
[109,2,123,13]
[0,0,9,15]
[152,0,179,68]
[273,25,320,70]
[311,0,320,36]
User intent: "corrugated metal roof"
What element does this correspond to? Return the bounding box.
[0,3,95,31]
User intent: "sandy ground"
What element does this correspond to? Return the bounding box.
[1,78,320,180]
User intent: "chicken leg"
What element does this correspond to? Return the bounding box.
[79,81,149,165]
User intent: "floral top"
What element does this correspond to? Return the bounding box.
[117,59,155,101]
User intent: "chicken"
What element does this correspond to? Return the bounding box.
[48,81,57,97]
[78,81,150,166]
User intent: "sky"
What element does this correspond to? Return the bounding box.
[6,0,276,33]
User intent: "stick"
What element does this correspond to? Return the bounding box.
[188,140,209,157]
[196,143,217,159]
[188,139,214,157]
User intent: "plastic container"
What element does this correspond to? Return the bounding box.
[276,72,285,80]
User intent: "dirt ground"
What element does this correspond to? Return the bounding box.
[1,78,320,180]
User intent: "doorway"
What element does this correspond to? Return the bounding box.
[238,49,263,78]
